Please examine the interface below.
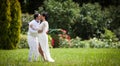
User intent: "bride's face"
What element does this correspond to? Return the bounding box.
[41,15,45,20]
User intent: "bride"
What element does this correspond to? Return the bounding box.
[37,12,55,62]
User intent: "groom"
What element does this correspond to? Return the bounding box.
[27,13,44,62]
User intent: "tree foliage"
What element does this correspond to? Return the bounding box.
[109,6,120,39]
[0,0,21,49]
[0,0,11,49]
[73,0,120,7]
[19,0,44,13]
[19,0,120,14]
[72,3,109,39]
[20,0,120,40]
[38,0,80,31]
[9,0,21,49]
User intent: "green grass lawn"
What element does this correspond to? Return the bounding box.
[0,48,120,66]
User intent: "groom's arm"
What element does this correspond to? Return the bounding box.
[38,23,45,33]
[29,23,38,33]
[29,24,36,30]
[30,24,43,33]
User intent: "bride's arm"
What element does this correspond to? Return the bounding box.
[37,23,45,33]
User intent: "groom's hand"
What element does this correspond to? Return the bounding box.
[30,24,36,30]
[38,30,43,33]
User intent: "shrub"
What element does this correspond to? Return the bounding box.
[48,29,62,48]
[48,29,71,48]
[101,29,117,40]
[101,29,119,48]
[21,14,33,34]
[89,38,106,48]
[18,34,53,49]
[59,36,120,48]
[18,34,28,48]
[116,42,120,49]
[59,38,70,48]
[70,37,87,48]
[70,37,81,48]
[48,34,53,48]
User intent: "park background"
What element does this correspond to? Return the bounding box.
[0,0,120,66]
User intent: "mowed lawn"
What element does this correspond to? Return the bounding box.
[0,48,120,66]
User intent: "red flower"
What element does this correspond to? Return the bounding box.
[61,29,67,34]
[51,38,55,46]
[66,35,71,41]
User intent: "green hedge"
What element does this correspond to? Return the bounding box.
[0,0,11,49]
[21,14,33,34]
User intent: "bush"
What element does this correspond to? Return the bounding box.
[59,38,70,48]
[18,34,28,48]
[101,29,119,48]
[59,36,120,48]
[89,38,106,48]
[70,37,82,48]
[48,29,71,48]
[48,29,63,48]
[101,29,117,40]
[116,42,120,49]
[21,14,33,34]
[48,34,53,48]
[18,34,53,49]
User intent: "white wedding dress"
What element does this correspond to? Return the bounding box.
[37,21,55,62]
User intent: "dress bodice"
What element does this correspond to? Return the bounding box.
[39,21,49,34]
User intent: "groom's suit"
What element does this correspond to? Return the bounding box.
[27,20,40,61]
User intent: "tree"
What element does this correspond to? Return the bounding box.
[0,0,21,49]
[9,0,21,49]
[18,0,28,13]
[72,3,108,39]
[38,0,80,47]
[27,0,44,14]
[73,0,120,7]
[39,0,80,32]
[0,0,11,49]
[108,6,120,40]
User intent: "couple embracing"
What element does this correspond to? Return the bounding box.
[27,12,55,62]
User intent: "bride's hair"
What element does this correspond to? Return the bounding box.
[41,12,48,21]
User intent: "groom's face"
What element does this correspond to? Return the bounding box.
[37,14,41,20]
[39,15,42,20]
